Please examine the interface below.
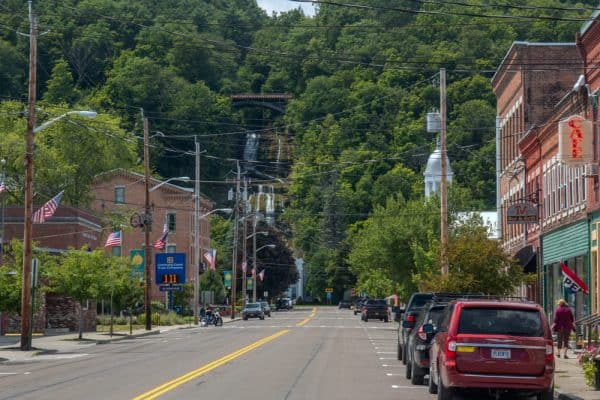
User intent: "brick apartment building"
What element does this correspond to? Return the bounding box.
[494,12,600,320]
[91,169,214,304]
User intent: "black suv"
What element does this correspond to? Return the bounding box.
[398,292,435,364]
[398,292,478,364]
[405,302,447,385]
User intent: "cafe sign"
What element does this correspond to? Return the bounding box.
[558,115,592,166]
[506,202,538,224]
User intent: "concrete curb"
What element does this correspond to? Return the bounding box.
[556,389,585,400]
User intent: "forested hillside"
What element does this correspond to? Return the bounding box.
[0,0,595,299]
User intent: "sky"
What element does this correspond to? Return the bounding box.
[257,0,316,16]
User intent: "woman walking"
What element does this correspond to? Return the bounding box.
[552,299,575,358]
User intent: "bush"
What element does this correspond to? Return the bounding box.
[578,345,600,387]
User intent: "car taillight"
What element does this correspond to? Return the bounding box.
[417,325,427,341]
[445,338,457,361]
[362,306,367,312]
[406,314,415,323]
[545,342,554,362]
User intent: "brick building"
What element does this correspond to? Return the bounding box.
[91,169,214,304]
[492,42,582,301]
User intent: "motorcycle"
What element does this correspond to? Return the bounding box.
[201,309,223,327]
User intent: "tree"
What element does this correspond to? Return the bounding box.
[414,216,525,295]
[46,249,108,339]
[198,269,226,305]
[355,269,395,299]
[43,59,78,104]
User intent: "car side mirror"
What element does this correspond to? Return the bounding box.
[422,323,435,334]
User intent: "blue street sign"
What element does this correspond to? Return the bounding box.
[159,284,183,292]
[155,253,186,285]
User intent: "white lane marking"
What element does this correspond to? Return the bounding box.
[34,354,89,360]
[386,373,402,376]
[391,385,423,389]
[0,372,19,375]
[379,357,395,360]
[377,351,395,354]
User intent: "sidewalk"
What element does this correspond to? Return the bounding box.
[0,317,240,363]
[555,349,600,400]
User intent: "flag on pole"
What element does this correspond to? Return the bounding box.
[32,191,64,223]
[0,179,5,193]
[153,224,168,250]
[258,269,265,281]
[252,267,256,277]
[561,262,589,295]
[241,261,247,273]
[104,231,122,247]
[203,249,216,270]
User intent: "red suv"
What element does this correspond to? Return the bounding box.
[426,299,554,400]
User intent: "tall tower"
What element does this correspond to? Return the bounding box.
[424,137,453,198]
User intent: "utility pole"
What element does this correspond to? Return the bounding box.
[142,111,152,330]
[193,137,201,325]
[230,161,241,319]
[20,0,37,351]
[252,192,259,302]
[440,68,449,275]
[241,178,248,307]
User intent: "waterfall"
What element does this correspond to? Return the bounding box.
[266,185,275,225]
[243,133,260,169]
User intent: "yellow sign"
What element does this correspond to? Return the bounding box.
[325,288,333,293]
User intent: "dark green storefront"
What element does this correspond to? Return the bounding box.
[541,219,589,321]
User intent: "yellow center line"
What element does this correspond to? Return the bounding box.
[296,307,317,327]
[131,329,290,400]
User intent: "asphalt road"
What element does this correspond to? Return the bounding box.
[0,307,543,400]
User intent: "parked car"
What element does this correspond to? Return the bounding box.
[398,292,483,364]
[427,299,554,400]
[260,301,271,317]
[398,292,435,364]
[405,302,447,385]
[361,299,389,322]
[242,302,265,320]
[338,300,351,309]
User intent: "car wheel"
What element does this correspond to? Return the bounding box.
[437,370,453,400]
[537,386,554,400]
[402,345,407,365]
[410,361,424,385]
[397,342,402,361]
[428,365,438,394]
[405,353,412,379]
[364,316,368,322]
[260,316,265,320]
[243,316,248,320]
[384,316,389,323]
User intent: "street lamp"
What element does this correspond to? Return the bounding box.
[21,109,97,350]
[253,243,275,302]
[242,228,268,307]
[193,207,232,325]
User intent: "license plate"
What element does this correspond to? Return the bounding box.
[491,349,511,359]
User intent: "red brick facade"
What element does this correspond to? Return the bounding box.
[91,169,213,303]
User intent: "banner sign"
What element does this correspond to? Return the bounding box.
[223,270,232,289]
[246,277,254,291]
[130,249,145,278]
[558,115,593,166]
[155,253,186,285]
[561,262,589,295]
[506,202,538,224]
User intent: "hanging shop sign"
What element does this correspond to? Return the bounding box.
[506,202,538,224]
[558,115,592,166]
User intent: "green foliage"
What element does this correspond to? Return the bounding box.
[44,59,79,104]
[414,216,525,294]
[355,269,395,299]
[583,360,597,388]
[198,269,226,304]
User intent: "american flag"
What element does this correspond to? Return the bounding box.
[203,249,216,270]
[258,269,265,281]
[32,191,64,223]
[104,231,122,247]
[153,224,168,250]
